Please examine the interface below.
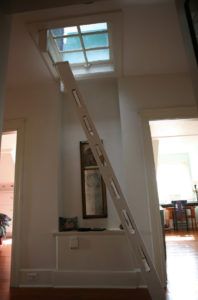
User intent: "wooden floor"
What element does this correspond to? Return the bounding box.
[1,231,198,299]
[0,239,151,300]
[165,229,198,300]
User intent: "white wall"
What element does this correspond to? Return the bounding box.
[4,83,60,269]
[0,153,15,183]
[119,73,196,111]
[0,12,11,144]
[19,231,143,288]
[122,0,188,76]
[61,78,122,229]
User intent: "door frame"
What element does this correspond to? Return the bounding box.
[2,119,25,287]
[139,106,198,287]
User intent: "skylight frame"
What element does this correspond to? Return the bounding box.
[29,10,122,79]
[49,22,113,68]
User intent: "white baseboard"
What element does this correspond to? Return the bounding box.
[19,269,146,288]
[19,269,53,287]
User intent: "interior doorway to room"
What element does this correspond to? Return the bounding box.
[149,118,198,227]
[149,118,198,299]
[0,131,17,262]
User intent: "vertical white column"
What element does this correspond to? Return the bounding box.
[0,11,11,146]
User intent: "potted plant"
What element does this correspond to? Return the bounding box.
[0,213,11,245]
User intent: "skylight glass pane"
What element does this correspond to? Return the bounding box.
[51,28,64,37]
[61,51,85,64]
[82,33,109,49]
[80,23,107,33]
[51,26,78,37]
[55,36,82,51]
[86,49,110,62]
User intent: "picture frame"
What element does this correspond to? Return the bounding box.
[80,141,107,219]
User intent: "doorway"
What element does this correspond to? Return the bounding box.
[149,118,198,300]
[0,119,25,287]
[0,131,17,242]
[149,118,198,225]
[0,131,17,290]
[140,106,198,289]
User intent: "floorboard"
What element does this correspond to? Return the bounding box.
[0,239,151,300]
[1,231,198,299]
[165,229,198,300]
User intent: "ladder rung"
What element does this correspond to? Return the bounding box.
[72,89,82,107]
[110,178,121,200]
[83,116,94,136]
[122,209,135,235]
[138,246,151,273]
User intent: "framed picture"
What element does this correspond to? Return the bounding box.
[80,141,107,218]
[81,142,97,168]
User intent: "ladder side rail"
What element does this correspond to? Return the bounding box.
[56,62,165,300]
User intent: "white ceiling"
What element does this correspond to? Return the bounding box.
[6,0,189,88]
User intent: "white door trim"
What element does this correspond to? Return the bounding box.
[139,106,198,287]
[3,119,25,287]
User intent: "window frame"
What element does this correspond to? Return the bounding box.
[28,10,122,79]
[49,22,113,68]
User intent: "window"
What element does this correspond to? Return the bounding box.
[157,153,193,204]
[50,22,111,68]
[32,11,122,79]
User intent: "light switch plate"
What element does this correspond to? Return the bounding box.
[69,237,79,249]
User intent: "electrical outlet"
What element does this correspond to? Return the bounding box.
[27,272,37,281]
[69,237,79,249]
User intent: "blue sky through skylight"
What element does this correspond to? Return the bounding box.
[51,22,110,66]
[80,23,107,33]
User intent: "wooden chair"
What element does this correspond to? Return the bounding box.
[166,207,175,228]
[185,206,197,229]
[171,200,189,231]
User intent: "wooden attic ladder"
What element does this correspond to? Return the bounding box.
[56,62,165,300]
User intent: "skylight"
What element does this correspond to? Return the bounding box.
[50,22,111,68]
[33,12,122,79]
